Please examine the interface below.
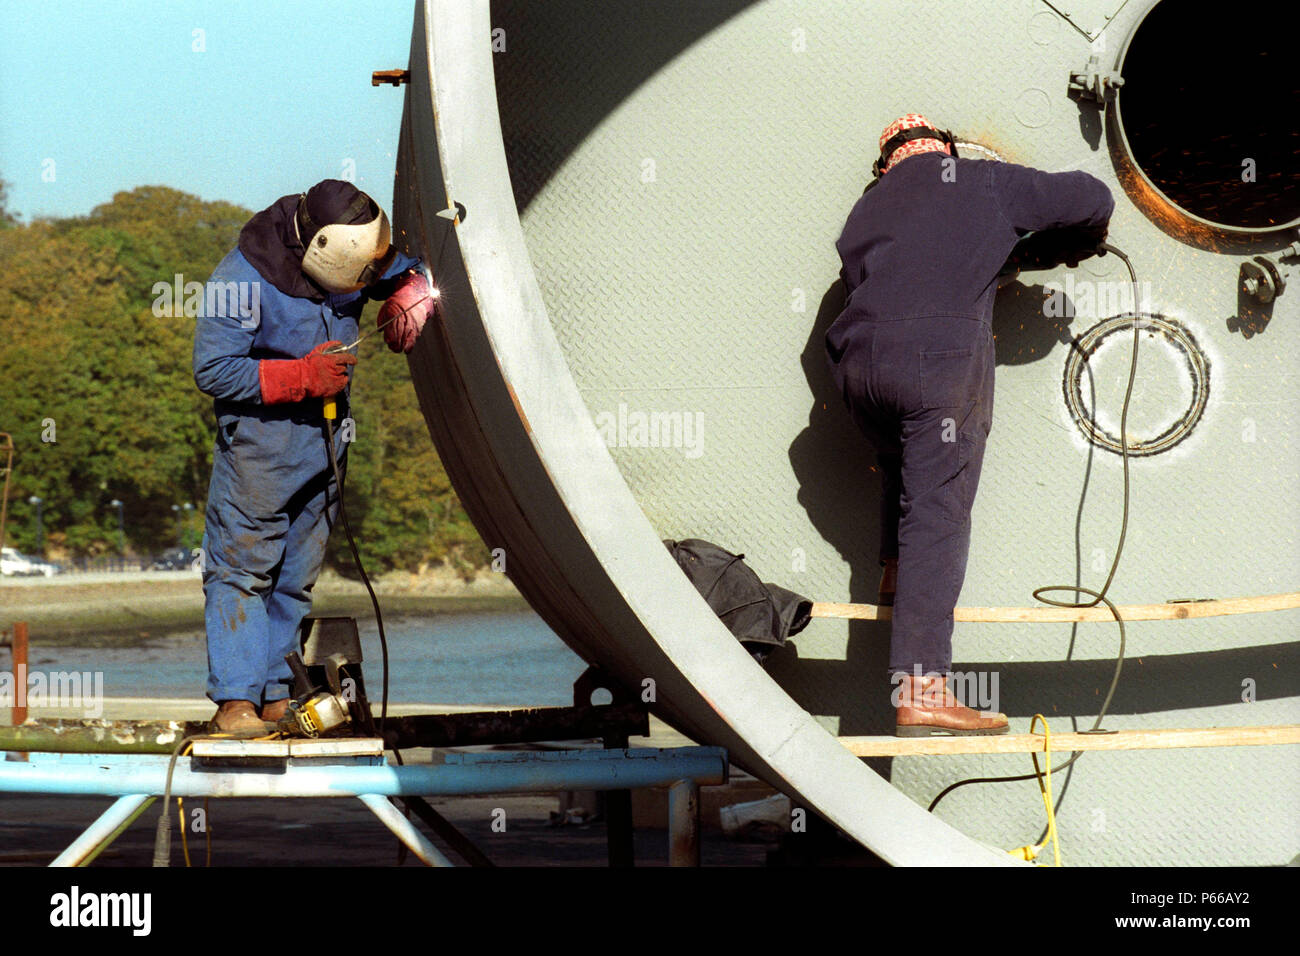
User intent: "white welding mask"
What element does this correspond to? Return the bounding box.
[295,191,396,294]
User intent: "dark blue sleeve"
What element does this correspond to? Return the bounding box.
[193,267,264,404]
[990,162,1114,234]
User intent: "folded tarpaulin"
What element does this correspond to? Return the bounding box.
[663,538,813,663]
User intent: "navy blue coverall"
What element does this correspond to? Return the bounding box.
[825,152,1113,674]
[194,246,418,706]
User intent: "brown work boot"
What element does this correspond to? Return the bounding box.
[209,700,269,738]
[260,698,291,723]
[878,557,898,606]
[893,672,1008,737]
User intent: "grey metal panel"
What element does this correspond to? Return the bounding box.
[1042,0,1133,40]
[400,0,1299,865]
[394,0,1018,865]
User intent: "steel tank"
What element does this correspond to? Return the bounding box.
[394,0,1299,865]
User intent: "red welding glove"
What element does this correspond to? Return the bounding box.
[258,342,357,404]
[377,269,437,354]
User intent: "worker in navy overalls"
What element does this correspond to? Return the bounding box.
[193,180,436,735]
[825,115,1113,736]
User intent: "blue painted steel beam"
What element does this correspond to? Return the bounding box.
[357,793,457,867]
[0,747,728,799]
[49,794,154,867]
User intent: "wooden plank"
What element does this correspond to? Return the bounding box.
[190,738,385,759]
[811,591,1300,623]
[839,725,1300,757]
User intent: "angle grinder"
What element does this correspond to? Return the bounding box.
[277,650,353,737]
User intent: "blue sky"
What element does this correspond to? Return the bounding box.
[1,0,418,220]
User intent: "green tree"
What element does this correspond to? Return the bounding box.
[0,188,241,557]
[0,178,17,228]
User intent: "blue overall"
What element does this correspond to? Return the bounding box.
[193,247,418,705]
[826,153,1112,674]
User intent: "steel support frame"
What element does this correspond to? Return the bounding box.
[3,746,727,867]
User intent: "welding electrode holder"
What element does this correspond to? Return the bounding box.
[1001,225,1110,275]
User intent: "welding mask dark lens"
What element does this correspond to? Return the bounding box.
[357,245,397,289]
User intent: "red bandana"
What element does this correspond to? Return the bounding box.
[878,113,951,175]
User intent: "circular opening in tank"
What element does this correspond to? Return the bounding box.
[1115,0,1299,233]
[1063,313,1210,457]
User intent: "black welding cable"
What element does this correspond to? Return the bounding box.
[152,735,199,867]
[323,406,416,862]
[928,242,1140,813]
[317,263,447,745]
[324,417,391,735]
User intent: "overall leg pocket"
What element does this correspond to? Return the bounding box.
[919,347,978,409]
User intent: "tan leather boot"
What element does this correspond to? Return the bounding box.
[209,700,270,738]
[878,558,898,606]
[894,672,1008,737]
[260,698,290,724]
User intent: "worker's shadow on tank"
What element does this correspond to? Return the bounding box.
[989,278,1078,364]
[778,280,893,770]
[775,278,1079,757]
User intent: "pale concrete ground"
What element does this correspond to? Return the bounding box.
[0,792,776,867]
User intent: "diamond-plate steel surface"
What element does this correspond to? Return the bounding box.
[490,0,1299,865]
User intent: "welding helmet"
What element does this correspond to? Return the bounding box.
[872,113,959,178]
[295,182,396,294]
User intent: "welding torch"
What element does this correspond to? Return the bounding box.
[321,265,437,420]
[323,263,438,356]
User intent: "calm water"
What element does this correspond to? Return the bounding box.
[24,611,588,707]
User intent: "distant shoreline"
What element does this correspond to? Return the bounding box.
[0,568,527,645]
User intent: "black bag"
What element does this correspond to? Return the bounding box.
[663,538,813,664]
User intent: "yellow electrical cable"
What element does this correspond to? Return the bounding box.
[1008,714,1061,866]
[175,741,195,867]
[1032,714,1061,867]
[178,797,191,868]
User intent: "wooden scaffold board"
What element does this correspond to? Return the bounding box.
[811,591,1300,623]
[840,724,1300,757]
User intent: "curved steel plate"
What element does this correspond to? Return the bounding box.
[396,0,1299,865]
[392,0,1017,865]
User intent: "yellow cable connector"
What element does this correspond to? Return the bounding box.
[1007,714,1062,866]
[1008,843,1040,862]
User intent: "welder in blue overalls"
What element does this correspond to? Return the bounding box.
[193,180,435,736]
[826,115,1113,736]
